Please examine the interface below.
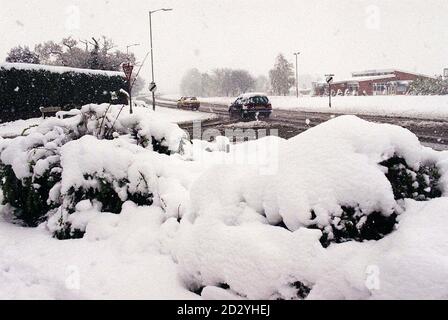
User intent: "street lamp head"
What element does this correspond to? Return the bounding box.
[151,8,173,14]
[294,52,301,55]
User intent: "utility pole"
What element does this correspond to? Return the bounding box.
[293,52,300,98]
[149,8,173,111]
[325,74,334,108]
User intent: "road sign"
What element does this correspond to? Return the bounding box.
[326,75,334,84]
[149,82,157,92]
[122,63,134,81]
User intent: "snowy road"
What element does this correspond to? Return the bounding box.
[149,97,448,151]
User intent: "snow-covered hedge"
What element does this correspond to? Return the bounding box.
[0,104,189,234]
[0,63,127,122]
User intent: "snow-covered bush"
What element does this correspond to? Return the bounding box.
[174,115,448,298]
[0,104,189,233]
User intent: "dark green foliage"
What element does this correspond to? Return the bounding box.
[0,65,128,122]
[381,156,441,200]
[127,128,171,155]
[310,208,398,248]
[66,175,153,214]
[272,281,312,300]
[53,224,85,240]
[292,281,312,299]
[0,164,60,226]
[151,136,170,155]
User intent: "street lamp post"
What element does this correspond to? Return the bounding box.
[149,8,173,111]
[293,52,300,98]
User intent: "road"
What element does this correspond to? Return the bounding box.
[140,96,448,150]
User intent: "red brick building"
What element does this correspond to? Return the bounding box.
[312,69,433,96]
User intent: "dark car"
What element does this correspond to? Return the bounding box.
[177,97,200,111]
[229,93,272,120]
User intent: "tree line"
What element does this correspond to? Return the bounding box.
[180,53,297,97]
[5,36,145,93]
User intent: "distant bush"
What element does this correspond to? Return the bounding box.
[0,63,128,122]
[408,76,448,95]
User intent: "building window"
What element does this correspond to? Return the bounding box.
[347,83,359,94]
[373,83,387,95]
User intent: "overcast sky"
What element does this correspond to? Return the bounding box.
[1,0,447,93]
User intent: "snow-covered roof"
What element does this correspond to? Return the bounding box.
[0,62,124,77]
[338,74,396,83]
[316,74,396,85]
[352,68,433,79]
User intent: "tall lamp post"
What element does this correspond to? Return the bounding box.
[293,52,300,98]
[149,8,173,111]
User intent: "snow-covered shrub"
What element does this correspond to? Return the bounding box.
[0,122,73,226]
[0,104,189,231]
[176,116,448,297]
[56,136,155,213]
[79,103,187,154]
[172,116,448,299]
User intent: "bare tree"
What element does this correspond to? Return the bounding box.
[6,46,40,64]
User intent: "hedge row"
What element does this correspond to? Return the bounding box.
[0,64,128,122]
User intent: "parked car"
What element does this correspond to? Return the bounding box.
[229,93,272,120]
[177,97,200,110]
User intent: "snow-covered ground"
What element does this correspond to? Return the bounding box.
[0,118,42,138]
[1,106,448,299]
[0,103,213,138]
[155,107,215,124]
[161,94,448,120]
